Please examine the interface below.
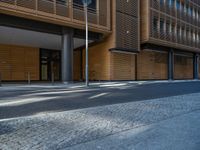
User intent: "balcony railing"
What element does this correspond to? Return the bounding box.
[149,1,200,50]
[0,0,110,31]
[150,0,200,30]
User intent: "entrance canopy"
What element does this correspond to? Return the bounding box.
[0,26,93,50]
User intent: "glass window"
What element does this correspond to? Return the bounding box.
[176,0,180,10]
[193,9,196,19]
[73,0,96,10]
[153,17,158,31]
[187,6,192,16]
[168,0,174,7]
[160,19,165,33]
[160,0,164,6]
[166,22,170,33]
[56,0,66,5]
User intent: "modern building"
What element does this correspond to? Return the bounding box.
[141,0,200,80]
[0,0,199,82]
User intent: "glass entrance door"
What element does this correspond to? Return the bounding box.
[40,49,61,81]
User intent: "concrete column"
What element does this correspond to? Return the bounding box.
[168,49,174,80]
[62,28,74,83]
[193,53,199,80]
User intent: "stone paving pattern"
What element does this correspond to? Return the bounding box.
[0,93,200,150]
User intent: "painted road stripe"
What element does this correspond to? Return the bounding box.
[89,93,109,99]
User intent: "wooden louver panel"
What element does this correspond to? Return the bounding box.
[99,0,107,27]
[0,45,39,81]
[0,0,111,32]
[115,0,139,52]
[0,45,11,80]
[38,0,54,14]
[0,0,15,5]
[116,0,138,17]
[17,0,36,10]
[56,1,69,17]
[116,12,138,50]
[111,53,135,80]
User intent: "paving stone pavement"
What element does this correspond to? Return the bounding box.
[66,110,200,150]
[0,93,200,150]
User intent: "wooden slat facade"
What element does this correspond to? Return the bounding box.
[137,50,168,80]
[141,0,200,53]
[0,0,111,35]
[0,44,39,81]
[0,0,199,82]
[111,53,135,80]
[82,40,112,81]
[174,53,194,79]
[115,0,140,52]
[77,0,116,81]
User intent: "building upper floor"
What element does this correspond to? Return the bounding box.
[152,0,200,27]
[141,0,200,52]
[0,0,111,35]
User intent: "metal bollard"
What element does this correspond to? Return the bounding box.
[28,72,31,85]
[51,72,54,85]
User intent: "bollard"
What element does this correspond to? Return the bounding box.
[51,72,54,85]
[28,72,31,85]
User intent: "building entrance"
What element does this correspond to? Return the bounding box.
[40,49,61,81]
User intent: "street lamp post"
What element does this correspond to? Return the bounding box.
[82,0,91,87]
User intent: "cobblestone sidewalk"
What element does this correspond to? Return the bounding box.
[0,93,200,150]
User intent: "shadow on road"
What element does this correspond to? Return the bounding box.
[0,81,200,119]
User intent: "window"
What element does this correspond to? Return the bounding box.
[160,19,165,33]
[153,17,158,32]
[183,3,187,13]
[73,0,97,11]
[176,0,180,10]
[171,24,175,35]
[177,26,181,39]
[182,26,185,40]
[168,0,174,7]
[166,22,170,34]
[193,9,196,19]
[188,6,192,16]
[56,0,67,5]
[193,32,196,43]
[160,0,164,6]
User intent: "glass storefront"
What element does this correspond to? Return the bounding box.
[40,49,61,81]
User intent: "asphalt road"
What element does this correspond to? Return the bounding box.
[0,81,200,119]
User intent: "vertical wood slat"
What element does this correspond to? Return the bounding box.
[111,52,135,80]
[0,45,11,80]
[16,0,36,10]
[0,44,39,81]
[99,0,107,27]
[38,0,54,14]
[137,50,168,80]
[115,0,140,52]
[174,53,194,79]
[0,0,111,31]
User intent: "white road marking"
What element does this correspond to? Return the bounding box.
[0,97,58,107]
[89,93,109,99]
